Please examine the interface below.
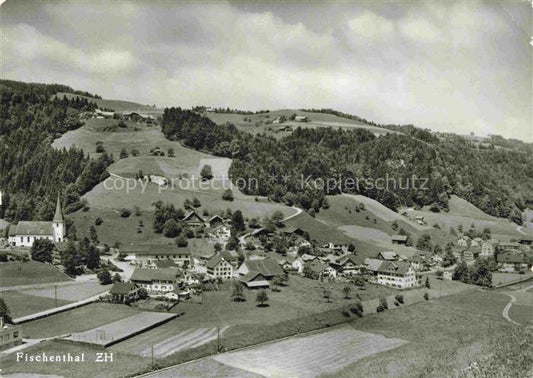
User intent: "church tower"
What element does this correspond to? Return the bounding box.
[52,193,65,242]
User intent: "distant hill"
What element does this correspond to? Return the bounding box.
[54,92,163,115]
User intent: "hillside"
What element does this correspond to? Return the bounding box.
[54,92,163,115]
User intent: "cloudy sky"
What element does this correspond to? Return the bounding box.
[2,1,531,141]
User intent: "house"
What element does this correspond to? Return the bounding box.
[377,251,399,261]
[451,246,466,260]
[306,261,337,279]
[238,258,284,279]
[109,282,140,303]
[275,125,293,133]
[220,249,240,266]
[471,237,483,247]
[498,242,522,253]
[286,255,304,274]
[240,272,270,289]
[443,270,453,280]
[164,288,190,301]
[324,241,350,253]
[457,236,470,247]
[183,211,205,229]
[119,244,192,267]
[208,215,225,229]
[301,253,317,262]
[415,215,425,225]
[391,235,408,245]
[480,240,498,257]
[272,117,282,124]
[462,250,474,262]
[209,225,231,240]
[375,261,420,289]
[281,226,304,237]
[250,228,271,238]
[496,253,530,273]
[0,318,22,351]
[294,116,307,122]
[206,255,233,279]
[130,268,182,295]
[94,108,115,118]
[152,259,178,269]
[8,195,65,247]
[518,236,533,246]
[335,254,365,276]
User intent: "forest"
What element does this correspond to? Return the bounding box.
[0,80,112,222]
[162,107,532,224]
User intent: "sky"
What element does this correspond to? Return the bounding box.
[1,1,532,142]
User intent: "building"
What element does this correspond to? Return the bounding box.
[443,270,453,280]
[281,226,304,237]
[8,194,65,247]
[238,258,284,280]
[294,116,307,122]
[480,240,498,257]
[130,268,183,295]
[151,259,178,269]
[286,254,304,273]
[457,236,470,247]
[497,253,530,273]
[209,225,231,241]
[220,249,240,266]
[377,251,399,261]
[206,255,233,279]
[498,242,522,253]
[207,215,225,228]
[415,215,425,225]
[324,241,350,253]
[334,254,365,276]
[364,259,420,289]
[119,244,192,267]
[109,282,140,303]
[0,318,22,351]
[391,235,408,245]
[240,272,270,289]
[183,211,205,229]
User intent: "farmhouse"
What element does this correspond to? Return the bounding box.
[391,235,408,245]
[281,226,304,237]
[286,254,304,274]
[240,272,270,289]
[109,282,140,303]
[206,255,233,279]
[457,236,470,247]
[183,211,205,229]
[334,254,365,276]
[208,215,225,228]
[480,240,498,257]
[498,242,522,253]
[275,125,293,133]
[209,224,231,240]
[307,261,337,279]
[496,253,530,273]
[324,241,350,253]
[364,259,420,289]
[415,215,425,225]
[220,249,240,266]
[130,268,183,295]
[119,244,192,267]
[8,195,65,247]
[238,258,284,280]
[377,251,399,261]
[294,116,307,122]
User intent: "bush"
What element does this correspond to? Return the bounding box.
[349,301,363,317]
[394,294,404,304]
[377,305,386,313]
[95,217,103,226]
[394,301,400,306]
[120,208,131,218]
[379,297,388,310]
[424,292,429,300]
[222,189,234,201]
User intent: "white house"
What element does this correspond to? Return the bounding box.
[8,195,65,247]
[480,240,498,257]
[365,259,421,289]
[130,268,183,296]
[206,255,234,279]
[119,244,192,267]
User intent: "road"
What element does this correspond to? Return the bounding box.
[501,283,533,327]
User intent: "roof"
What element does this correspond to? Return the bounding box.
[53,194,63,222]
[13,221,53,236]
[242,258,284,277]
[337,254,365,266]
[391,235,408,242]
[183,211,204,223]
[110,282,137,295]
[497,253,529,264]
[308,262,328,273]
[240,271,267,283]
[377,261,412,275]
[282,226,303,234]
[378,251,398,260]
[119,244,191,256]
[221,249,239,261]
[153,259,178,269]
[499,242,521,248]
[364,258,383,272]
[251,228,270,237]
[206,255,226,269]
[208,215,224,224]
[130,268,181,282]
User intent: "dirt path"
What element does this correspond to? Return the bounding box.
[501,283,533,327]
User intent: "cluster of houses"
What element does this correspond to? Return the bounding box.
[93,108,156,121]
[452,235,531,273]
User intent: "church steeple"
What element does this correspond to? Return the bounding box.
[53,193,63,222]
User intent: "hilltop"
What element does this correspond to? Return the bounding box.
[54,92,163,115]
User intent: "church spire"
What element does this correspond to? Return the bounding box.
[53,193,63,222]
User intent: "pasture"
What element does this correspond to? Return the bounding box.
[0,261,72,287]
[211,326,408,377]
[20,281,111,301]
[1,290,72,318]
[21,302,139,339]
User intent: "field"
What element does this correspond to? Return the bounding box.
[111,326,229,358]
[20,281,111,301]
[55,92,163,115]
[20,302,140,339]
[211,326,408,377]
[0,261,72,287]
[65,311,177,347]
[1,290,72,318]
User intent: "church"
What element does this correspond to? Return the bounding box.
[8,195,65,247]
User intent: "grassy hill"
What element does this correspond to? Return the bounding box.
[54,92,163,115]
[205,109,399,137]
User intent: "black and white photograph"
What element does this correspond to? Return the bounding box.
[0,0,532,377]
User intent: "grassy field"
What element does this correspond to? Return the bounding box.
[21,302,140,339]
[1,290,72,318]
[0,261,72,287]
[55,92,164,115]
[20,282,111,301]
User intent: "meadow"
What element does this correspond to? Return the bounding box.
[0,261,72,287]
[20,281,111,301]
[1,290,72,318]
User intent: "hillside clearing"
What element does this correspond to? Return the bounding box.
[0,261,72,287]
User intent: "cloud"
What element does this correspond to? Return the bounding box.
[399,18,443,43]
[347,11,395,41]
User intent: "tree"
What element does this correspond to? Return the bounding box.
[256,290,269,306]
[394,294,404,304]
[271,276,283,291]
[163,219,181,238]
[453,261,469,282]
[322,197,330,209]
[138,288,148,299]
[200,164,213,180]
[97,268,112,285]
[192,197,201,208]
[120,148,129,159]
[353,276,365,289]
[222,189,234,201]
[120,208,131,218]
[30,238,54,264]
[112,273,122,283]
[342,286,351,299]
[176,235,188,247]
[167,148,175,157]
[425,276,431,289]
[231,281,245,302]
[0,298,12,323]
[416,233,432,251]
[323,288,331,303]
[231,210,245,232]
[449,226,457,236]
[89,225,99,244]
[424,292,429,300]
[86,244,100,270]
[271,210,284,225]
